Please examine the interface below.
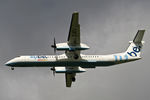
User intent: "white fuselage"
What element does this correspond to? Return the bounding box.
[5,53,140,68]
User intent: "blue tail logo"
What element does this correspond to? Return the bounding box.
[127,46,141,57]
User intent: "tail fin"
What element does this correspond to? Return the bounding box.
[125,30,145,58]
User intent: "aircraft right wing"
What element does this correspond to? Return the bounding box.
[65,73,76,87]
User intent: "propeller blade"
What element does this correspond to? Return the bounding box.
[54,48,56,55]
[53,70,55,76]
[51,37,56,48]
[51,37,57,54]
[51,67,55,76]
[50,37,57,76]
[54,37,56,47]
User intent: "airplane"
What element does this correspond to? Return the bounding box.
[5,12,145,87]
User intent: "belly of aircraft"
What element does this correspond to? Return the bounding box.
[9,60,116,67]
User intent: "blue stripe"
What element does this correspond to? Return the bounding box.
[124,55,128,60]
[114,55,117,61]
[120,56,122,61]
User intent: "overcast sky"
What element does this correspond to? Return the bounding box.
[0,0,150,100]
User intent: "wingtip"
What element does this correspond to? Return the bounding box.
[138,29,145,32]
[73,11,79,14]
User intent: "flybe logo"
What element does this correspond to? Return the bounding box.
[127,46,141,57]
[30,56,48,59]
[30,56,48,61]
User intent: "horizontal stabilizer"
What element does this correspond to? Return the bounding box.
[133,30,145,43]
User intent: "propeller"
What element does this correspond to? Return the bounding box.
[51,37,56,54]
[51,37,57,76]
[51,67,55,76]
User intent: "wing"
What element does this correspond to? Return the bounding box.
[65,12,80,87]
[67,12,80,46]
[65,73,76,87]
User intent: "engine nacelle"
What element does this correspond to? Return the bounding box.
[55,43,89,51]
[54,67,86,73]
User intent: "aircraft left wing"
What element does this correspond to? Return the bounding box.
[55,12,89,52]
[67,12,80,46]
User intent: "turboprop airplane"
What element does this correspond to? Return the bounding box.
[5,12,145,87]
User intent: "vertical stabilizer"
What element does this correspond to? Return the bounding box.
[125,30,145,58]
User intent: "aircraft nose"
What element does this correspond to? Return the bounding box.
[5,58,17,66]
[5,60,13,66]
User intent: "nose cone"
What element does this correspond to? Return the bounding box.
[5,57,18,66]
[5,60,13,66]
[5,57,21,67]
